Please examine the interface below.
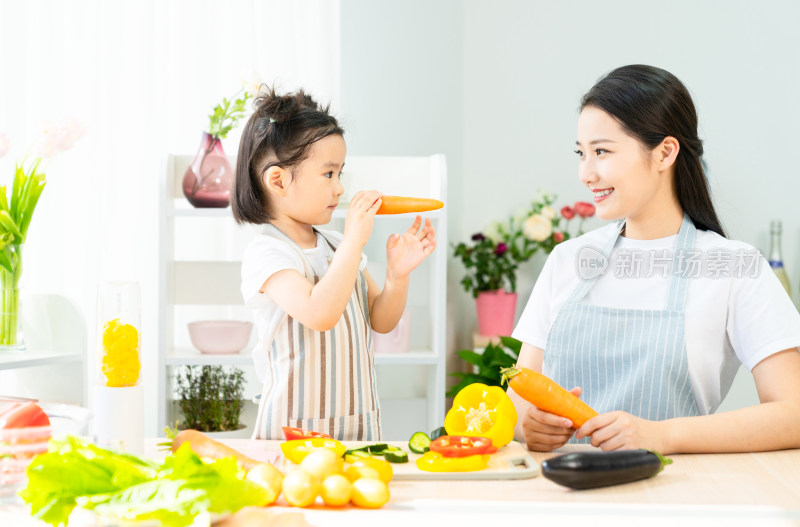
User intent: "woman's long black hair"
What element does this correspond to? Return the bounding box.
[580,65,726,237]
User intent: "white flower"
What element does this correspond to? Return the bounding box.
[523,214,552,242]
[242,71,265,98]
[0,133,9,158]
[511,207,528,228]
[530,190,545,204]
[484,221,504,244]
[540,206,556,220]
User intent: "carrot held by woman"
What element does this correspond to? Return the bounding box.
[501,366,598,428]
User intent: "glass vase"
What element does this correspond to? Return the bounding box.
[0,244,24,351]
[182,131,233,208]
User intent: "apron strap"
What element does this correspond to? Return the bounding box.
[665,213,696,311]
[566,220,625,303]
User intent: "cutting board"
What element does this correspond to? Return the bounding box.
[280,440,539,481]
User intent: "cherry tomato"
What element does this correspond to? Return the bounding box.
[350,477,390,509]
[244,463,283,505]
[281,426,332,441]
[281,469,319,508]
[344,465,382,483]
[299,448,344,481]
[320,474,352,507]
[347,457,393,483]
[429,435,497,457]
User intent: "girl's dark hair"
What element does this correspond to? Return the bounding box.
[580,65,726,237]
[232,87,344,224]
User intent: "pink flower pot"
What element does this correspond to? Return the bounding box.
[475,290,518,336]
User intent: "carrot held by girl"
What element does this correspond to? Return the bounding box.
[233,87,437,441]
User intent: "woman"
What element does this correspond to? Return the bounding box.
[510,65,800,454]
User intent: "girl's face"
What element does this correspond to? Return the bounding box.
[575,106,662,222]
[284,134,346,225]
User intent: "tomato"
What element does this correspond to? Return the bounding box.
[429,435,496,457]
[244,463,283,505]
[281,426,331,441]
[299,448,343,481]
[319,474,352,507]
[350,477,390,509]
[0,402,50,429]
[346,457,393,483]
[281,469,319,507]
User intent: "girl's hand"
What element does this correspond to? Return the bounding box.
[521,387,581,451]
[386,216,436,278]
[577,411,664,452]
[343,190,383,248]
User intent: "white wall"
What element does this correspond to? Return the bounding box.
[341,0,800,403]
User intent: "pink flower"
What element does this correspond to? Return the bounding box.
[553,231,565,243]
[560,205,575,220]
[574,201,596,218]
[494,243,508,256]
[35,117,86,158]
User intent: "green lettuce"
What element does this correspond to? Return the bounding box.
[19,436,271,527]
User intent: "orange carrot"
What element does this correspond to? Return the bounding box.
[376,195,444,215]
[172,429,264,472]
[500,367,598,427]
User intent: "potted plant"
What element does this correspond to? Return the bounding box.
[453,190,596,336]
[175,365,246,434]
[447,336,522,396]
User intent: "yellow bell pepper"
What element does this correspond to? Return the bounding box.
[444,383,517,448]
[416,451,489,472]
[280,438,346,464]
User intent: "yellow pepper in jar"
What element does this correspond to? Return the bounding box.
[101,318,140,387]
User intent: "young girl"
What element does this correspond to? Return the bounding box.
[232,88,436,440]
[510,65,800,454]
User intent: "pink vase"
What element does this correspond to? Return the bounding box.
[182,132,233,208]
[475,290,518,336]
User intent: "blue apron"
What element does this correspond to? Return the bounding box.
[543,214,700,440]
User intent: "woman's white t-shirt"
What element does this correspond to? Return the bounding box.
[512,222,800,415]
[241,227,367,383]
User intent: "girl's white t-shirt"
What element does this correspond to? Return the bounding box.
[241,227,367,383]
[512,222,800,415]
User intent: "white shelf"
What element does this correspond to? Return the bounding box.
[165,347,439,367]
[0,351,82,371]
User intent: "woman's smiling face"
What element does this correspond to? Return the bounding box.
[575,106,662,222]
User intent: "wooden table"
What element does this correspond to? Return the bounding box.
[3,439,800,526]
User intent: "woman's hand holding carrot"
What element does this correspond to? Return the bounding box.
[520,386,583,451]
[385,215,436,279]
[577,410,665,452]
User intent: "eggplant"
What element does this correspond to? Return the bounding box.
[541,449,672,490]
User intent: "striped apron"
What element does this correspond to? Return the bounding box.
[543,214,699,442]
[252,225,381,441]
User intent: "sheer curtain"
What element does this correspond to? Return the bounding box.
[0,0,340,431]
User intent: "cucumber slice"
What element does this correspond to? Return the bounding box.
[429,426,447,440]
[383,450,409,463]
[367,443,390,454]
[408,431,431,454]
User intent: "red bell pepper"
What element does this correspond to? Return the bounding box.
[429,435,497,457]
[281,426,331,441]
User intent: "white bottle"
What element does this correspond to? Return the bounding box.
[768,220,792,300]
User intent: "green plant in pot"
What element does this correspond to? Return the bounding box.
[447,336,521,397]
[175,365,245,432]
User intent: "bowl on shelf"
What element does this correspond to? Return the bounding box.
[187,320,253,354]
